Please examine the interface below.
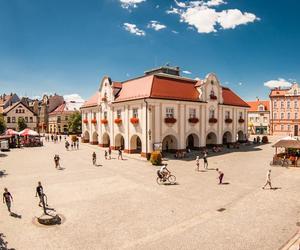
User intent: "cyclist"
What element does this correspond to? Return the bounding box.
[159,164,170,181]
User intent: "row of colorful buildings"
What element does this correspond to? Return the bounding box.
[0,93,83,133]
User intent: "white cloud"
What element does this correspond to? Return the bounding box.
[172,30,179,34]
[264,78,292,89]
[123,23,146,36]
[238,82,243,86]
[183,70,192,74]
[63,94,85,103]
[120,0,145,9]
[147,21,167,31]
[167,1,259,33]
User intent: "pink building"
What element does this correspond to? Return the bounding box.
[270,83,300,136]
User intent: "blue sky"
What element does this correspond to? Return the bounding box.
[0,0,299,101]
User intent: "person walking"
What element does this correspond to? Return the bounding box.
[92,152,96,165]
[3,188,13,214]
[104,150,108,160]
[262,169,273,189]
[203,152,208,169]
[76,140,79,150]
[59,135,62,142]
[65,140,70,151]
[118,148,123,160]
[35,182,44,207]
[54,154,60,169]
[216,168,224,184]
[108,147,112,160]
[195,156,200,171]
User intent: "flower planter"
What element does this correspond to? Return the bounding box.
[209,118,218,123]
[225,118,233,123]
[83,119,88,124]
[114,118,122,125]
[238,118,245,123]
[188,118,199,124]
[102,97,107,102]
[130,117,139,125]
[164,117,177,124]
[210,95,217,100]
[101,119,108,125]
[91,119,97,124]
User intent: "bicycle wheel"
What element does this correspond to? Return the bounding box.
[168,175,176,184]
[156,177,164,185]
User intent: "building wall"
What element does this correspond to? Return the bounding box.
[48,113,73,134]
[81,75,249,157]
[248,111,270,134]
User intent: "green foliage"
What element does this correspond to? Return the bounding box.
[17,117,27,131]
[150,151,162,165]
[0,114,6,134]
[68,111,82,134]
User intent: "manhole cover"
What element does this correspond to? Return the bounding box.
[217,208,226,212]
[296,222,300,227]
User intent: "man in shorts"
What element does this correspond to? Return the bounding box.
[3,188,13,214]
[35,182,44,207]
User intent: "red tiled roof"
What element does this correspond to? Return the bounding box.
[269,89,287,97]
[49,101,82,115]
[222,87,250,108]
[112,81,122,89]
[81,92,99,108]
[246,100,270,112]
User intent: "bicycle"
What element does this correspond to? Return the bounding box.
[156,172,176,185]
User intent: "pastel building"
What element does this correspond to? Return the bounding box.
[270,83,300,136]
[81,67,250,157]
[247,99,270,135]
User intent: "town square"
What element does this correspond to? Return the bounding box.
[1,0,300,249]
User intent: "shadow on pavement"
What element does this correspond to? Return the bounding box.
[0,232,15,250]
[0,153,8,158]
[0,170,8,178]
[10,212,22,219]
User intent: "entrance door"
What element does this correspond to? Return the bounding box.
[294,125,298,136]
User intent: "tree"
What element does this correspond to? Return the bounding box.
[17,117,27,131]
[0,114,6,134]
[68,112,82,134]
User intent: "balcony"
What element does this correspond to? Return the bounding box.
[164,117,177,124]
[188,117,199,124]
[225,118,233,124]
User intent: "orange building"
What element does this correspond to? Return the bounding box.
[270,83,300,136]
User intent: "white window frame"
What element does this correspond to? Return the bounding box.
[166,107,174,118]
[189,108,196,118]
[132,108,138,118]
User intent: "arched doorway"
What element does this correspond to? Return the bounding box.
[130,135,142,153]
[186,133,200,150]
[162,135,178,152]
[102,133,110,147]
[237,131,244,142]
[206,132,217,146]
[223,131,232,144]
[83,131,90,143]
[115,134,125,150]
[92,131,99,145]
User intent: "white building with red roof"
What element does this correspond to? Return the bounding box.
[81,66,250,157]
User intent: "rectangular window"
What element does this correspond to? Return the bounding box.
[281,125,284,131]
[274,101,277,108]
[117,109,122,119]
[281,113,284,119]
[209,110,215,119]
[281,101,284,109]
[263,117,267,123]
[93,112,96,119]
[166,107,174,118]
[104,111,107,119]
[30,117,33,123]
[239,112,243,119]
[12,117,16,123]
[65,116,68,121]
[287,100,290,109]
[295,113,298,119]
[295,100,298,108]
[288,124,291,131]
[255,117,259,122]
[25,117,28,123]
[287,113,290,119]
[15,109,18,113]
[250,117,254,122]
[85,113,88,120]
[57,116,61,123]
[274,113,277,119]
[7,117,10,123]
[189,108,196,118]
[225,111,230,119]
[133,108,138,118]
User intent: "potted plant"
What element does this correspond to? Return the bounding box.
[91,119,97,124]
[164,117,177,124]
[114,118,122,125]
[130,117,139,125]
[188,117,199,124]
[101,119,108,125]
[225,118,233,123]
[83,119,88,124]
[238,118,245,123]
[209,117,218,123]
[210,94,217,100]
[102,97,107,102]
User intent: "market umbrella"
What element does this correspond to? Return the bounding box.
[5,129,19,136]
[19,128,39,137]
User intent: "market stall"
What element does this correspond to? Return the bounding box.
[271,138,300,167]
[19,128,42,147]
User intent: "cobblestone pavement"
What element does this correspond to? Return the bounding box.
[0,138,300,250]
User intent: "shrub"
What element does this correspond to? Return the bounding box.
[262,136,268,143]
[150,151,162,165]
